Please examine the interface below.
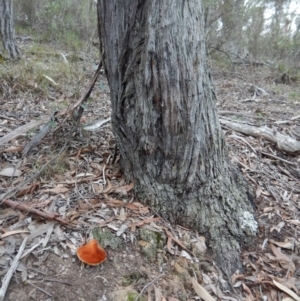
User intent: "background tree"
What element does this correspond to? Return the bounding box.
[97,0,258,275]
[0,0,20,59]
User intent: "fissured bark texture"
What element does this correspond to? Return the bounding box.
[0,0,20,59]
[97,0,257,275]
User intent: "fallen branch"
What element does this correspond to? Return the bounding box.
[0,237,28,301]
[22,111,58,156]
[1,199,69,225]
[220,118,300,154]
[0,118,48,146]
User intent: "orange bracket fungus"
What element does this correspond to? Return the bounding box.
[76,239,107,266]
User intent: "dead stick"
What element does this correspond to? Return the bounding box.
[0,237,28,301]
[56,54,104,129]
[260,151,298,166]
[1,199,69,225]
[134,273,165,301]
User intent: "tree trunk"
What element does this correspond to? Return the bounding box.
[221,0,244,57]
[97,0,257,275]
[0,0,20,59]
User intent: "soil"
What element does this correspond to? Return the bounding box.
[6,246,147,301]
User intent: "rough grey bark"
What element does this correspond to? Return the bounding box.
[221,0,245,56]
[0,0,20,59]
[97,0,257,275]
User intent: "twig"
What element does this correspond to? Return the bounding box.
[56,54,104,132]
[27,281,52,297]
[22,111,58,156]
[134,273,165,301]
[21,241,43,259]
[42,278,73,286]
[26,266,48,276]
[260,151,298,167]
[0,237,28,301]
[1,199,69,225]
[0,118,48,146]
[228,134,257,154]
[72,59,103,126]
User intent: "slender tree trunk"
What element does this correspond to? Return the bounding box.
[0,0,20,59]
[97,0,257,275]
[221,0,244,56]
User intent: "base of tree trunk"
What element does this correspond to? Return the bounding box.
[127,161,257,276]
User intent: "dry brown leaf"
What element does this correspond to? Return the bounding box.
[191,277,216,301]
[273,279,300,301]
[118,207,127,221]
[147,288,153,301]
[41,186,69,194]
[256,185,262,198]
[102,180,113,193]
[1,230,30,239]
[286,219,300,226]
[263,207,273,213]
[167,237,175,255]
[76,172,95,178]
[167,298,180,301]
[138,240,148,247]
[269,239,294,250]
[268,289,279,300]
[270,244,295,273]
[67,210,80,221]
[0,146,23,153]
[78,200,94,210]
[270,221,285,232]
[164,228,189,252]
[174,262,189,276]
[154,285,162,301]
[231,270,244,285]
[113,182,134,193]
[126,202,149,214]
[16,182,40,197]
[272,277,299,295]
[129,217,161,228]
[242,282,255,300]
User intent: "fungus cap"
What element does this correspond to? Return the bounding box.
[76,239,107,266]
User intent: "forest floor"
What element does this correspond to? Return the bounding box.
[0,39,300,301]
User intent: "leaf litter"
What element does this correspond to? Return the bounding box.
[0,42,300,300]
